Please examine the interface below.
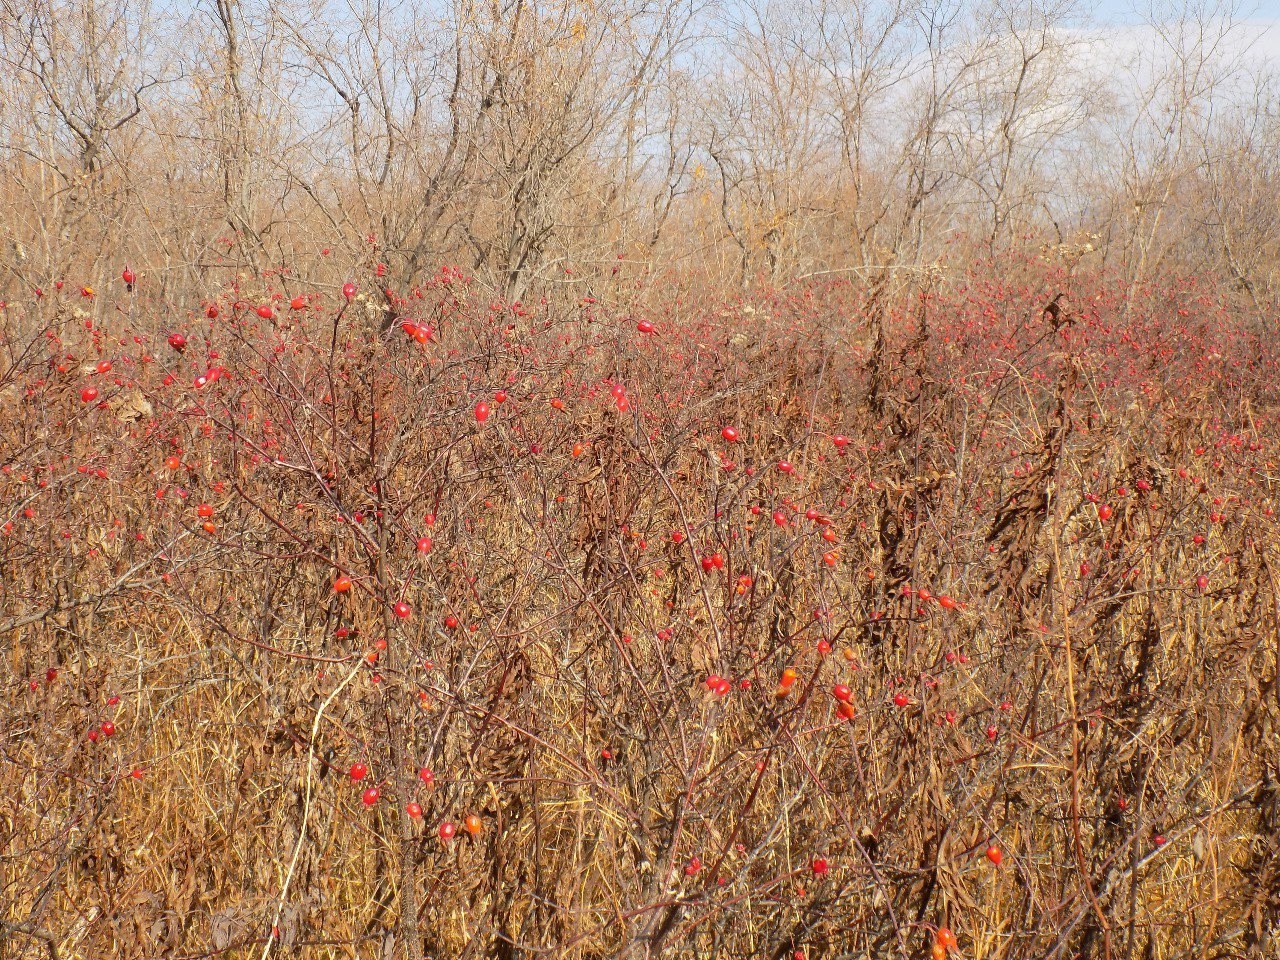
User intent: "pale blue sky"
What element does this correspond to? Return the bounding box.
[1091,0,1280,25]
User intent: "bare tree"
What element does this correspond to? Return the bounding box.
[0,0,170,277]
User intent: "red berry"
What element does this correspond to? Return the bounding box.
[342,282,356,299]
[393,601,412,619]
[438,821,456,840]
[721,426,739,442]
[474,401,491,422]
[361,786,380,806]
[406,802,423,819]
[349,762,368,781]
[80,386,99,403]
